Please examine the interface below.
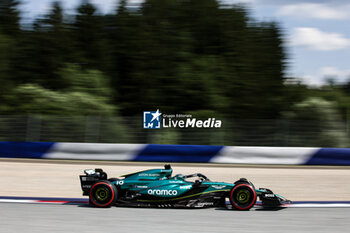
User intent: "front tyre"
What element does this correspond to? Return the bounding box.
[229,184,256,210]
[89,181,117,208]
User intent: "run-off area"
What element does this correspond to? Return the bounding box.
[1,160,350,201]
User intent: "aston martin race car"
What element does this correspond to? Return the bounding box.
[79,165,290,210]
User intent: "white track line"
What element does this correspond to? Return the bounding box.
[284,204,350,208]
[1,198,350,207]
[0,199,36,203]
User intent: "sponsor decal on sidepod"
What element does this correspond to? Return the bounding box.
[148,189,178,196]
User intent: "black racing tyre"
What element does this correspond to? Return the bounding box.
[229,183,257,210]
[234,178,255,189]
[234,178,248,184]
[89,181,117,208]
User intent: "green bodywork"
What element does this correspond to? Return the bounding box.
[112,167,267,202]
[80,165,290,209]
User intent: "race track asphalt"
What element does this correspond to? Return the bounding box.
[1,203,349,233]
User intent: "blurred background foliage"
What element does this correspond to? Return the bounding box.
[0,0,350,146]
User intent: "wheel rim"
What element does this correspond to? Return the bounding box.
[95,187,109,202]
[236,190,250,204]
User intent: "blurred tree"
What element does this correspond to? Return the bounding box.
[12,1,71,89]
[284,97,348,147]
[220,20,288,119]
[34,1,70,89]
[12,83,114,115]
[9,64,115,115]
[0,0,20,36]
[0,0,293,118]
[101,0,290,120]
[315,84,350,124]
[182,0,221,55]
[0,31,13,111]
[60,64,113,98]
[74,0,104,69]
[0,0,19,103]
[2,0,342,146]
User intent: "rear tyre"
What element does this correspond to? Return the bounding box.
[229,184,256,210]
[89,181,117,208]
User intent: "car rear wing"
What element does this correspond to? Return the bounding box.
[79,168,108,196]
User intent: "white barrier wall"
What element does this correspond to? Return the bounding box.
[0,142,349,165]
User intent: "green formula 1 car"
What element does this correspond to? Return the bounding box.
[79,164,290,210]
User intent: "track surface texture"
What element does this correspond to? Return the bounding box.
[1,203,350,233]
[1,159,350,200]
